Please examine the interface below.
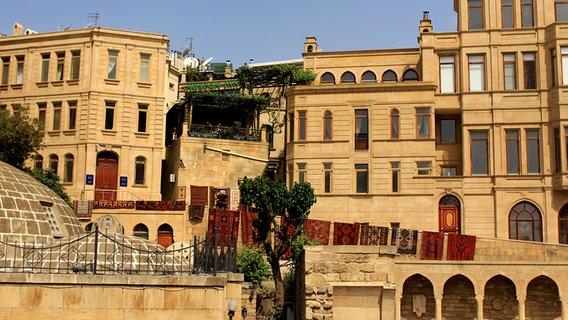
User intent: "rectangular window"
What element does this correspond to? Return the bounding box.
[521,0,534,27]
[440,56,455,93]
[469,55,485,91]
[52,102,61,131]
[298,163,306,183]
[417,162,432,175]
[526,129,540,174]
[390,109,400,139]
[289,112,294,142]
[135,157,145,185]
[56,52,65,81]
[355,109,368,150]
[416,108,430,138]
[1,57,9,85]
[557,0,568,21]
[523,53,536,89]
[504,54,517,90]
[506,130,519,174]
[440,119,456,143]
[471,131,488,175]
[38,103,46,131]
[108,51,118,79]
[298,111,307,141]
[391,162,400,193]
[40,53,50,82]
[562,48,568,85]
[468,0,483,30]
[442,167,457,176]
[105,101,115,130]
[138,104,148,132]
[565,127,568,172]
[355,164,368,193]
[16,56,24,84]
[323,111,332,141]
[555,128,561,173]
[64,155,73,183]
[553,49,558,87]
[501,0,513,28]
[140,53,150,82]
[70,51,80,80]
[68,101,77,130]
[323,163,332,193]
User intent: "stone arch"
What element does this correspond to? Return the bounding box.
[157,223,174,248]
[401,274,435,319]
[526,275,561,319]
[442,274,476,320]
[483,275,518,319]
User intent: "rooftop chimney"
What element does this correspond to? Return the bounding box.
[13,22,23,36]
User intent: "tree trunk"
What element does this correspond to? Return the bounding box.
[269,251,285,318]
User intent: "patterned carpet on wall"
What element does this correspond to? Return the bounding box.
[189,204,205,220]
[304,219,331,245]
[241,211,258,246]
[359,223,389,245]
[190,185,208,205]
[446,233,476,260]
[333,222,360,245]
[420,231,445,260]
[391,228,419,254]
[207,208,239,246]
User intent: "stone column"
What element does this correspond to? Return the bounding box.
[435,295,443,320]
[476,294,484,320]
[395,292,401,320]
[517,295,526,320]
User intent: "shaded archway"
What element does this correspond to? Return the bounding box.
[401,274,435,319]
[526,276,561,319]
[133,223,149,240]
[157,223,174,248]
[442,275,476,320]
[439,195,461,234]
[483,275,518,319]
[95,151,119,201]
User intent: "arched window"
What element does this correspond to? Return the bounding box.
[307,45,313,53]
[559,204,568,244]
[403,69,419,82]
[135,156,146,185]
[390,109,400,139]
[320,72,335,85]
[49,154,58,174]
[509,201,542,242]
[133,223,149,240]
[63,154,74,183]
[340,71,356,84]
[34,155,43,170]
[323,110,333,141]
[361,71,377,83]
[157,223,174,247]
[382,70,398,83]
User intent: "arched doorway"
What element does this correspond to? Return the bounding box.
[133,223,149,240]
[526,276,561,319]
[157,223,174,248]
[401,274,435,319]
[95,151,118,201]
[483,275,518,320]
[439,195,461,234]
[442,275,476,319]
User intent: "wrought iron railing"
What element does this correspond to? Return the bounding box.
[0,227,236,276]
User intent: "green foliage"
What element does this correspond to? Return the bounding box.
[293,69,317,85]
[287,233,319,269]
[28,168,73,208]
[0,108,44,169]
[237,246,272,286]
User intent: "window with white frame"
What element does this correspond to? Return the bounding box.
[468,55,485,91]
[439,56,455,93]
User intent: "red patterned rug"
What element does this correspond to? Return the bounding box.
[420,231,444,260]
[391,228,418,254]
[446,234,476,260]
[333,222,360,245]
[207,208,239,246]
[304,219,331,245]
[359,223,389,245]
[190,185,208,205]
[241,211,258,246]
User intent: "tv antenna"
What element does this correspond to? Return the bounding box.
[89,12,100,27]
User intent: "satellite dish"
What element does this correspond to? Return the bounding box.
[201,57,213,66]
[182,43,192,57]
[183,57,199,68]
[64,24,71,30]
[84,23,92,29]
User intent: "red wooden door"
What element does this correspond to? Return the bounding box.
[95,154,118,201]
[157,232,174,248]
[439,205,460,234]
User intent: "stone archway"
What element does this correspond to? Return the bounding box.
[442,275,476,320]
[483,275,518,319]
[526,275,561,319]
[401,274,435,319]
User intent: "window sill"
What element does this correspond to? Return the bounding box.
[135,132,150,138]
[10,84,23,90]
[104,79,120,85]
[52,80,64,87]
[102,130,117,136]
[0,84,7,91]
[63,130,77,136]
[66,79,79,86]
[36,82,49,88]
[62,182,73,186]
[47,131,61,137]
[132,184,147,188]
[137,82,152,88]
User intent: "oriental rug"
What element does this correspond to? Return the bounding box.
[207,208,239,247]
[420,231,444,260]
[190,185,208,205]
[359,223,389,246]
[446,233,476,261]
[303,219,331,245]
[391,228,418,255]
[333,222,360,245]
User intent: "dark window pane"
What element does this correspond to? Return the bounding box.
[441,119,456,143]
[557,3,568,21]
[105,108,114,130]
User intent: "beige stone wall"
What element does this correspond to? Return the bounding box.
[0,272,245,320]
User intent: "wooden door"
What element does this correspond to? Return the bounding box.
[439,196,460,234]
[157,232,174,248]
[95,153,118,201]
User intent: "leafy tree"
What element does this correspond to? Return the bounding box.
[236,246,272,286]
[28,168,73,207]
[239,176,316,317]
[0,108,44,169]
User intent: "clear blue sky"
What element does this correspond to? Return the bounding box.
[1,0,457,67]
